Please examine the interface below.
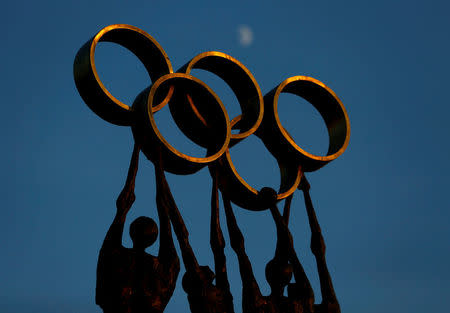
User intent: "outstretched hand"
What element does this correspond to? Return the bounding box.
[116,187,136,216]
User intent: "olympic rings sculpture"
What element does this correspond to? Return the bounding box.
[73,24,350,211]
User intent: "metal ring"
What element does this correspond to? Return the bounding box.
[180,51,264,146]
[258,76,351,172]
[212,116,302,211]
[132,73,231,175]
[73,24,173,126]
[74,25,351,210]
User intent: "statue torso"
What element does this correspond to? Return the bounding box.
[96,246,178,313]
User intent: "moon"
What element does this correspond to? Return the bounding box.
[238,25,253,47]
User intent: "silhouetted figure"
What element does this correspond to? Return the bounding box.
[224,189,312,313]
[297,177,340,313]
[96,144,180,313]
[166,167,234,313]
[257,181,341,313]
[259,187,315,313]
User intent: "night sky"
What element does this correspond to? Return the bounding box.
[2,1,449,312]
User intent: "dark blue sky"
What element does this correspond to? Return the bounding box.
[2,1,449,312]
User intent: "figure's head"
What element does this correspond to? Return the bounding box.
[182,266,215,293]
[259,187,278,209]
[198,265,215,283]
[265,259,293,293]
[129,216,158,249]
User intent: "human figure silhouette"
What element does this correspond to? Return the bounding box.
[254,180,341,313]
[96,144,180,313]
[166,167,234,313]
[259,187,315,313]
[223,190,296,313]
[223,182,323,313]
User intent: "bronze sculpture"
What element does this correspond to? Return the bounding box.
[222,188,309,313]
[261,187,315,313]
[164,167,234,313]
[224,183,340,313]
[96,144,180,313]
[74,24,351,313]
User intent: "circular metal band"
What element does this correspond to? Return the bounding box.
[132,73,231,175]
[213,116,302,211]
[74,25,351,210]
[73,24,173,126]
[258,76,351,172]
[179,52,264,146]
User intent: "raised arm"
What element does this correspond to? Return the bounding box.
[222,194,262,298]
[101,143,139,250]
[267,198,314,302]
[258,187,291,262]
[274,193,293,261]
[153,152,178,263]
[299,176,340,313]
[283,193,293,224]
[154,153,200,273]
[210,168,231,294]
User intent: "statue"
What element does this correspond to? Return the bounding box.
[163,167,234,313]
[260,187,315,313]
[74,24,350,313]
[223,190,304,313]
[96,144,180,313]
